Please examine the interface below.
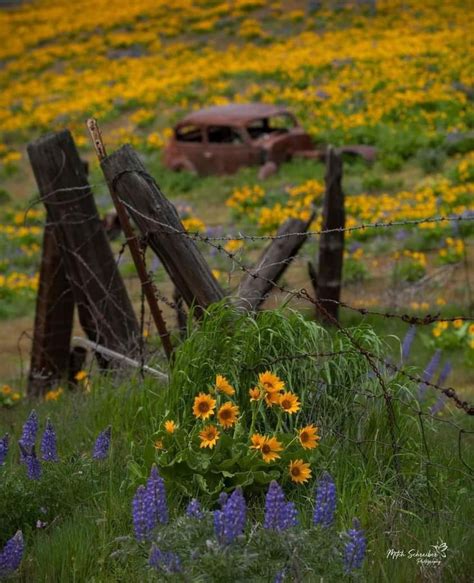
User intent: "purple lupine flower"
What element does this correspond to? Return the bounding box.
[343,518,366,574]
[401,325,416,363]
[41,418,58,462]
[132,485,148,542]
[24,448,41,480]
[429,361,452,415]
[264,481,298,531]
[186,498,204,519]
[313,472,336,528]
[92,426,111,460]
[149,544,182,574]
[145,465,168,528]
[274,569,286,583]
[418,349,442,402]
[0,433,8,466]
[214,487,246,545]
[218,491,228,508]
[19,410,38,460]
[0,531,24,576]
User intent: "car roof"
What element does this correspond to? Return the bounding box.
[178,103,290,126]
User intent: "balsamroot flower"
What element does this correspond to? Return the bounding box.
[164,420,176,434]
[0,433,8,466]
[199,425,220,449]
[343,518,366,573]
[149,544,182,574]
[214,487,246,545]
[289,459,311,484]
[264,481,298,531]
[186,498,204,519]
[260,436,284,463]
[215,374,235,396]
[92,426,111,460]
[298,425,320,450]
[217,402,239,428]
[41,418,58,462]
[313,472,336,527]
[258,371,285,406]
[19,409,38,460]
[24,448,41,480]
[0,531,24,577]
[192,393,216,420]
[279,392,300,414]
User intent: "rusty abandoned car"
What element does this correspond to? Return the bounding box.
[163,103,376,177]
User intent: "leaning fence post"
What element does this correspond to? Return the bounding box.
[309,146,345,322]
[86,119,173,361]
[27,130,141,361]
[27,223,75,396]
[237,214,315,311]
[100,144,224,314]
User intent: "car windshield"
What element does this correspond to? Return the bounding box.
[246,113,296,139]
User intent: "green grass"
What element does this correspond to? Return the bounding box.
[0,304,472,581]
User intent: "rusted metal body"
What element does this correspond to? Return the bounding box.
[163,103,376,176]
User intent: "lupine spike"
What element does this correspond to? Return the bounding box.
[418,349,442,401]
[437,361,452,386]
[186,498,204,519]
[146,464,168,527]
[214,487,246,545]
[313,472,336,528]
[0,530,24,576]
[149,544,182,574]
[343,518,366,574]
[264,481,297,531]
[92,426,111,460]
[401,325,416,363]
[132,485,148,542]
[0,433,9,466]
[19,409,38,460]
[25,448,41,481]
[41,418,59,462]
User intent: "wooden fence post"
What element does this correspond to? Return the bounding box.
[100,145,224,314]
[27,130,140,360]
[27,223,75,396]
[237,214,315,311]
[309,146,345,322]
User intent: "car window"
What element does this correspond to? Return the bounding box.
[246,114,296,139]
[207,126,243,144]
[176,125,203,142]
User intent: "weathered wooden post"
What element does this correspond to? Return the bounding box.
[237,214,315,311]
[27,224,75,396]
[309,146,345,322]
[27,130,140,364]
[100,144,224,314]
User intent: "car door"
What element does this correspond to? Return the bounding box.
[205,125,253,174]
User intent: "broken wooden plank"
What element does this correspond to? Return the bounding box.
[72,337,168,381]
[100,144,224,313]
[27,130,140,358]
[237,214,315,311]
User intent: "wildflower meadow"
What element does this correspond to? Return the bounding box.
[0,1,473,582]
